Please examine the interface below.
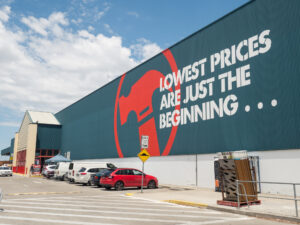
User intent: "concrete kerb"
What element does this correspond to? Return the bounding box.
[207,205,300,224]
[127,184,300,225]
[162,200,300,224]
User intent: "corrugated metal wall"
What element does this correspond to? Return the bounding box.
[56,0,300,160]
[36,124,61,150]
[10,138,14,154]
[1,147,10,155]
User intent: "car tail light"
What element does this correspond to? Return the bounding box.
[80,173,87,175]
[72,170,74,176]
[95,176,98,179]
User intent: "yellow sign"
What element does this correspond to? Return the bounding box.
[138,149,150,162]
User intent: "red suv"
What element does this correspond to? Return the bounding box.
[100,168,158,190]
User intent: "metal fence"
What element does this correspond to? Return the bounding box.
[236,180,300,217]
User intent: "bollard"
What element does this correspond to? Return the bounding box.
[236,180,240,209]
[293,184,298,217]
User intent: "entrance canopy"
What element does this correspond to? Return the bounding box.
[45,154,71,163]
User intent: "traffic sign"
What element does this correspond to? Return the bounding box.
[138,149,150,162]
[141,135,149,149]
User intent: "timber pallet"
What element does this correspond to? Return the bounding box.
[217,200,261,207]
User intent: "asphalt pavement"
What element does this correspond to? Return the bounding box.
[0,174,297,225]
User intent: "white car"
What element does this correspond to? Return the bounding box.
[54,162,70,181]
[68,162,116,183]
[74,167,106,185]
[42,165,56,178]
[0,166,12,176]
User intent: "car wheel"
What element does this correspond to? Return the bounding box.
[61,175,65,181]
[115,181,124,191]
[147,180,156,189]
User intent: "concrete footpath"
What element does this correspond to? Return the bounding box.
[129,185,300,224]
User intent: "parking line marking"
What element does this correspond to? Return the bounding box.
[4,198,179,207]
[32,181,42,184]
[6,194,126,200]
[8,196,159,204]
[3,209,253,224]
[0,215,118,225]
[6,191,82,196]
[0,204,226,219]
[2,200,221,215]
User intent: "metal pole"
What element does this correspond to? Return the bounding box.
[236,180,240,209]
[293,184,298,217]
[141,162,144,193]
[196,154,198,188]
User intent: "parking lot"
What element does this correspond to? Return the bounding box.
[0,175,292,225]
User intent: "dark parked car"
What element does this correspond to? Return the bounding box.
[92,168,116,187]
[100,168,158,190]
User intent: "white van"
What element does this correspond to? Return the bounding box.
[68,162,116,183]
[54,162,71,181]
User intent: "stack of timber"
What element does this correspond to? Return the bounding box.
[218,157,260,207]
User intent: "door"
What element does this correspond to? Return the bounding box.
[132,169,144,186]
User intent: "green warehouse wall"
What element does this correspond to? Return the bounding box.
[36,125,61,150]
[10,138,14,154]
[1,138,14,155]
[1,147,11,155]
[56,0,300,160]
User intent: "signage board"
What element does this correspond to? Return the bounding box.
[138,149,150,162]
[141,135,149,149]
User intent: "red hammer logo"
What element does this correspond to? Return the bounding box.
[114,49,180,157]
[118,70,164,156]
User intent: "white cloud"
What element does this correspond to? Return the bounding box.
[21,12,68,37]
[0,8,161,115]
[95,6,110,21]
[104,23,113,34]
[0,6,10,22]
[88,25,94,31]
[0,121,19,127]
[130,38,162,62]
[127,11,139,18]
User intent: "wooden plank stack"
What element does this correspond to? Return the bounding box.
[219,157,258,203]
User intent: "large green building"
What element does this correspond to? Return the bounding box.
[5,0,300,193]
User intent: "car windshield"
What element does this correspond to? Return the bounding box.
[103,170,114,177]
[0,167,9,170]
[97,168,115,176]
[79,167,86,172]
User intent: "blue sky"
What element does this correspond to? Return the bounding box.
[0,0,249,150]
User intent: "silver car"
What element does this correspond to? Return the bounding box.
[0,166,12,176]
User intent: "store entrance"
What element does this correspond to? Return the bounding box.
[35,149,60,174]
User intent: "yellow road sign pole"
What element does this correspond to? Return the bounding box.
[141,161,144,193]
[137,149,150,193]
